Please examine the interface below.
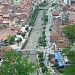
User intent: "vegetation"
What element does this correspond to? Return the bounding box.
[38,52,48,73]
[29,19,34,26]
[61,65,75,75]
[43,26,46,30]
[51,3,57,7]
[64,24,75,43]
[39,57,44,62]
[43,72,51,75]
[0,50,35,75]
[61,47,75,62]
[21,32,26,38]
[42,15,48,25]
[42,66,48,73]
[48,54,51,61]
[7,35,15,44]
[42,30,45,35]
[38,52,43,58]
[25,26,29,31]
[49,28,52,31]
[38,36,46,47]
[39,61,45,67]
[60,47,75,75]
[29,5,39,26]
[16,38,22,45]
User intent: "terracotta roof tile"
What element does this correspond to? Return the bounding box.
[3,14,10,17]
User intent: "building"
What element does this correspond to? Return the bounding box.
[71,0,75,4]
[64,0,71,5]
[37,0,45,4]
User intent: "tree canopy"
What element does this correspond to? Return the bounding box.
[7,35,15,44]
[42,15,48,25]
[64,24,75,42]
[60,47,75,75]
[0,50,35,75]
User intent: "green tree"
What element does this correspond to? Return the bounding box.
[43,72,51,75]
[42,15,48,25]
[49,28,52,31]
[61,47,75,62]
[29,19,34,26]
[21,32,26,38]
[42,42,47,48]
[7,35,15,44]
[60,65,75,75]
[64,24,75,42]
[38,36,44,45]
[39,57,44,62]
[42,30,45,35]
[39,61,45,67]
[43,26,46,30]
[38,53,43,58]
[0,50,35,75]
[42,34,46,39]
[48,54,51,61]
[16,38,22,46]
[25,26,29,31]
[42,66,48,73]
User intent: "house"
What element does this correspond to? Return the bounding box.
[50,30,69,51]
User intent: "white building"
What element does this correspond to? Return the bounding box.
[64,0,71,5]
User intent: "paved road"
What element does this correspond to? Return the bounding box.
[25,10,44,49]
[24,10,44,75]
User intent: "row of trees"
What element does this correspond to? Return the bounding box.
[29,5,39,26]
[38,52,48,73]
[38,28,47,48]
[41,11,48,25]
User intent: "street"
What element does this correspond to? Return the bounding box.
[25,10,43,49]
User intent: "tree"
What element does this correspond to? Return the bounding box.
[43,26,46,30]
[16,38,22,46]
[38,53,43,58]
[61,47,75,62]
[42,34,46,39]
[21,32,26,38]
[48,54,51,61]
[42,42,47,48]
[42,15,48,25]
[60,47,75,75]
[39,61,45,67]
[38,36,44,45]
[0,50,35,75]
[42,66,48,73]
[39,57,44,62]
[7,35,15,44]
[25,26,29,31]
[29,19,34,26]
[64,24,75,43]
[43,72,51,75]
[60,65,75,75]
[42,30,45,35]
[49,28,52,31]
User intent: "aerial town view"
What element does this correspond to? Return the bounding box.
[0,0,75,75]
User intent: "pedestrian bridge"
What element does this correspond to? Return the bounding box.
[18,48,51,55]
[39,7,48,10]
[30,27,42,30]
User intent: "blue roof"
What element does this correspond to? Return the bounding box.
[58,61,64,67]
[54,52,60,60]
